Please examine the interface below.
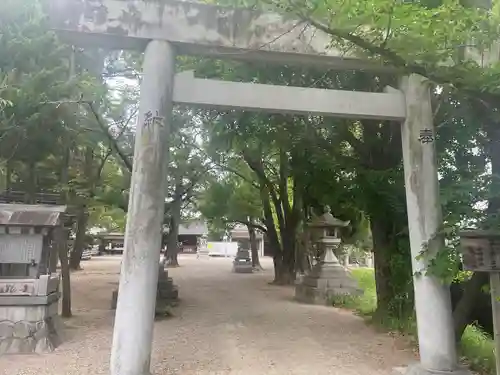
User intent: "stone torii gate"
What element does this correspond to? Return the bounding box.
[46,1,470,374]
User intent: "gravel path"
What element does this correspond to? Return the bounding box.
[0,255,415,375]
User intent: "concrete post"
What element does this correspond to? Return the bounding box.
[400,74,469,375]
[110,40,176,375]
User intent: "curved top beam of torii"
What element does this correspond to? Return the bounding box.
[45,0,392,71]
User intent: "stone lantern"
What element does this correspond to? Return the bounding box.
[295,206,362,305]
[197,234,209,259]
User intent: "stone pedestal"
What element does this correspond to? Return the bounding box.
[155,266,179,315]
[0,294,63,354]
[233,249,253,273]
[197,247,210,259]
[111,267,178,316]
[295,247,362,305]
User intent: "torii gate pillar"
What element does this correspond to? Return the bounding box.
[110,40,176,375]
[398,74,469,375]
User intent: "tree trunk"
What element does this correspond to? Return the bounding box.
[26,160,37,203]
[248,223,262,269]
[295,228,308,274]
[371,219,396,314]
[166,226,180,266]
[57,227,72,318]
[59,144,71,316]
[370,215,413,318]
[69,146,94,270]
[166,192,182,267]
[260,186,282,282]
[5,160,12,192]
[277,227,296,285]
[69,207,88,270]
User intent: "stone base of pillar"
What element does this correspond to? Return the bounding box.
[392,364,472,375]
[111,267,179,316]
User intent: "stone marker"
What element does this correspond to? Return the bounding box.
[0,204,67,354]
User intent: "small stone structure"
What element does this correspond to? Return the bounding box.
[233,249,253,273]
[197,234,210,259]
[0,204,67,354]
[295,206,362,305]
[111,261,178,316]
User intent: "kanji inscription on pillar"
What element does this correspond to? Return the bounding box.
[143,110,164,128]
[418,128,434,144]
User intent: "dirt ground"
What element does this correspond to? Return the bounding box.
[0,255,415,375]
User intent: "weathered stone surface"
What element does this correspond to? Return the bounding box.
[44,0,381,71]
[34,321,49,341]
[0,304,63,354]
[8,338,24,353]
[0,320,14,339]
[47,316,63,348]
[35,337,54,353]
[295,262,362,305]
[22,337,37,352]
[0,337,12,355]
[0,319,61,354]
[13,321,33,338]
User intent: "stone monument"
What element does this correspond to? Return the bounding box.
[0,204,67,354]
[111,260,179,316]
[155,262,179,315]
[233,248,253,273]
[295,206,362,305]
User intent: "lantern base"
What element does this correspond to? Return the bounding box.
[392,364,472,375]
[295,259,362,305]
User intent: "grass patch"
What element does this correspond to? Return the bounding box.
[461,325,496,374]
[334,268,496,375]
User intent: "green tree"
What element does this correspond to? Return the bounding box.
[199,165,266,268]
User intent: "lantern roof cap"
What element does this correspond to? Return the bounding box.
[308,206,350,228]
